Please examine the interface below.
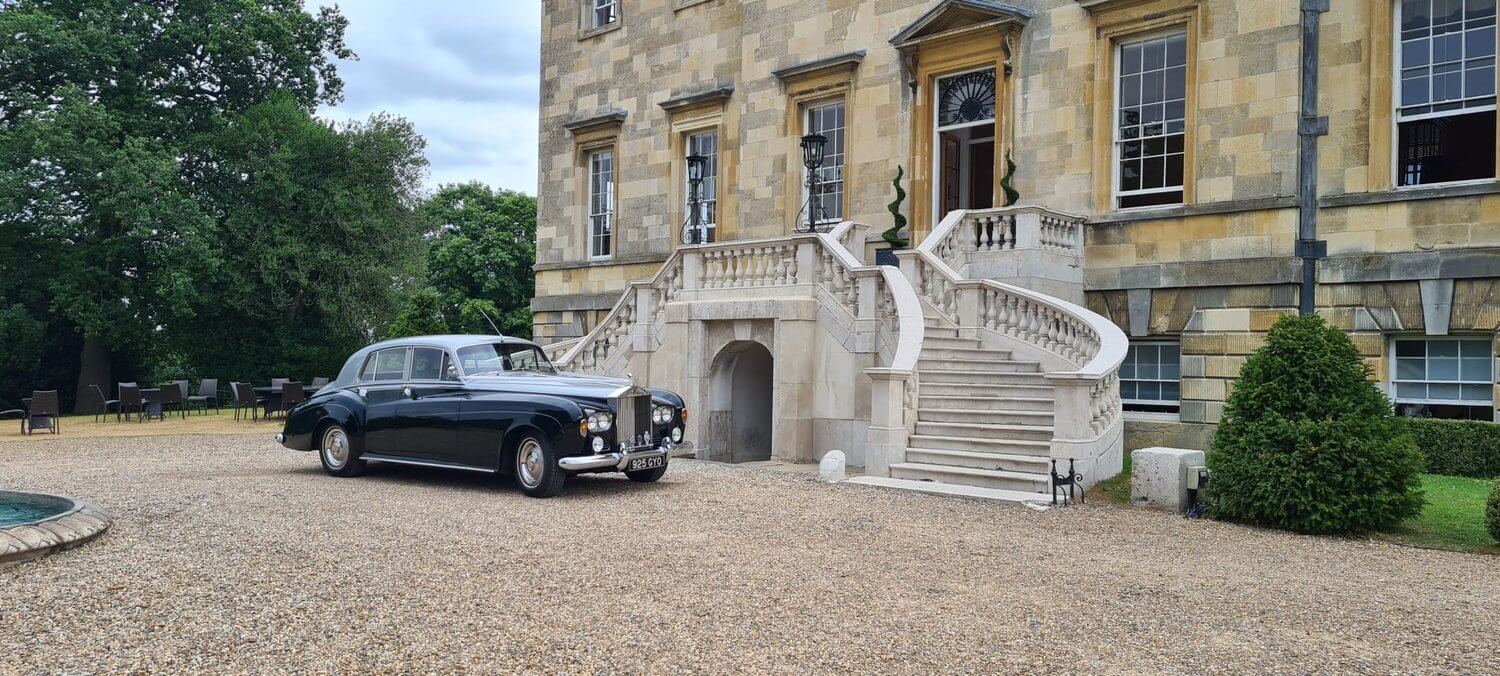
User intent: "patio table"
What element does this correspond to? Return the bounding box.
[254,385,319,418]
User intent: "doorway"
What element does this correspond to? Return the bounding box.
[706,341,774,463]
[934,68,998,223]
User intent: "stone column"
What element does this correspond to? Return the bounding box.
[863,367,912,477]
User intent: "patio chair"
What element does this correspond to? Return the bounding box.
[310,377,330,388]
[187,378,219,415]
[158,383,186,420]
[231,382,264,422]
[271,378,289,390]
[172,380,190,401]
[21,390,60,435]
[277,381,304,417]
[90,384,120,423]
[118,383,148,422]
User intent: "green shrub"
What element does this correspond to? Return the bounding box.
[1400,418,1500,478]
[1207,314,1425,534]
[1488,479,1500,544]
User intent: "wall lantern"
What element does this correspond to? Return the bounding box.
[683,153,708,245]
[798,132,828,233]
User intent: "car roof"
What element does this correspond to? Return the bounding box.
[363,334,539,352]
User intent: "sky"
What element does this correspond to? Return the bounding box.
[308,1,542,195]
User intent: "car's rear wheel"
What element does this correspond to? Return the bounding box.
[514,436,565,498]
[625,465,667,483]
[319,424,366,477]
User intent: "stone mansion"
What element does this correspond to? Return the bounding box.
[531,0,1500,495]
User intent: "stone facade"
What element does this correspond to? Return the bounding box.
[536,0,1500,451]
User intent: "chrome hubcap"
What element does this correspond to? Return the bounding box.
[518,439,545,488]
[323,428,349,469]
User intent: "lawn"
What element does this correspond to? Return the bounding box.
[0,410,281,444]
[1089,458,1497,554]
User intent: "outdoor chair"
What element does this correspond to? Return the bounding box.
[91,384,120,423]
[277,381,304,417]
[118,383,148,422]
[21,390,60,435]
[310,377,330,388]
[231,382,264,422]
[187,378,219,415]
[271,378,289,390]
[158,383,186,420]
[173,380,190,401]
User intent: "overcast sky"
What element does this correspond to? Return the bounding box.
[309,1,542,195]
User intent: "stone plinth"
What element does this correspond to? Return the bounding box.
[1130,447,1205,513]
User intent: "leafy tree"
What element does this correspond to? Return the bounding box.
[1207,314,1425,534]
[174,96,429,383]
[417,183,537,338]
[0,0,351,410]
[388,287,448,339]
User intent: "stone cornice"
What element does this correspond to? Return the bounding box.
[659,84,735,112]
[1074,0,1167,13]
[562,110,627,134]
[890,0,1033,50]
[771,51,867,84]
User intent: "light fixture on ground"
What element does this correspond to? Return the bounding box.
[683,153,708,245]
[798,132,828,233]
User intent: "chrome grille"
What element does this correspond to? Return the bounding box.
[614,392,653,449]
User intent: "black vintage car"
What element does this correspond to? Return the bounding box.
[276,335,687,497]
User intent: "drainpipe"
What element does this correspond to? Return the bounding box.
[1297,0,1330,315]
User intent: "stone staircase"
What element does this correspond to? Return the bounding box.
[888,313,1055,495]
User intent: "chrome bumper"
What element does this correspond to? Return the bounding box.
[559,444,673,472]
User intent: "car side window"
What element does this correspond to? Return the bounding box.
[410,348,444,380]
[371,348,408,381]
[440,353,461,381]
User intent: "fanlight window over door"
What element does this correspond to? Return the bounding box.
[937,69,997,129]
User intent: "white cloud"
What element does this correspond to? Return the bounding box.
[307,0,541,194]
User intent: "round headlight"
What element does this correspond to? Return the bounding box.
[671,426,683,443]
[591,436,605,453]
[653,405,673,425]
[587,411,613,433]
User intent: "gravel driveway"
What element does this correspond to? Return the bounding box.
[2,434,1497,673]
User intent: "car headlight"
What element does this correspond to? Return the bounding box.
[653,405,674,425]
[591,436,605,453]
[671,427,683,443]
[586,410,613,433]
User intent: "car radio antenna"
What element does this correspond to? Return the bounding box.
[476,307,504,337]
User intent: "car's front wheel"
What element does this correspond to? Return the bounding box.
[514,436,565,498]
[319,424,366,477]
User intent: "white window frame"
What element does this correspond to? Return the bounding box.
[1392,0,1498,188]
[1388,335,1495,413]
[1111,30,1189,210]
[1119,340,1182,412]
[685,129,718,243]
[803,100,845,225]
[589,0,619,30]
[587,149,614,260]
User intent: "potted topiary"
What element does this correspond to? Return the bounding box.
[1206,314,1426,535]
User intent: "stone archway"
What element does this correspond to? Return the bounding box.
[705,340,774,463]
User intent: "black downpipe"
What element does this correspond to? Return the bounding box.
[1298,0,1330,315]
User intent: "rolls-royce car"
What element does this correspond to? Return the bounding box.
[275,335,687,497]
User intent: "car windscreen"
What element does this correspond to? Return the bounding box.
[456,343,556,376]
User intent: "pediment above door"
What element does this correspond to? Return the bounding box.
[889,0,1034,50]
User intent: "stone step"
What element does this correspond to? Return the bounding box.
[918,394,1055,412]
[843,476,1050,504]
[917,358,1039,373]
[919,382,1054,398]
[917,369,1049,385]
[920,347,1014,361]
[923,326,960,338]
[907,433,1053,456]
[890,462,1050,493]
[916,407,1054,425]
[904,447,1052,473]
[912,421,1054,442]
[921,336,984,350]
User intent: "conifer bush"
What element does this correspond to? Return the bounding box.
[1206,314,1425,534]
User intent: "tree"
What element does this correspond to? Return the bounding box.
[388,287,448,339]
[1207,314,1425,534]
[417,183,538,338]
[172,96,429,383]
[0,0,351,410]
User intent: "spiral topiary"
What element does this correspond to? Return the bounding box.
[882,165,909,248]
[1206,313,1425,534]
